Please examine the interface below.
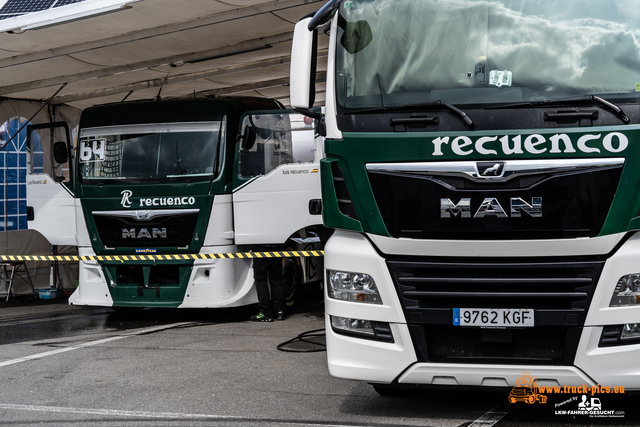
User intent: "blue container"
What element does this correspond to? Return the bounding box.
[37,289,64,299]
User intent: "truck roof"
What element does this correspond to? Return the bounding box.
[79,96,284,128]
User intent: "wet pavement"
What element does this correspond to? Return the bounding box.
[0,295,638,426]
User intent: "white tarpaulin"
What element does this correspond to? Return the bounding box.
[0,0,328,109]
[0,0,329,294]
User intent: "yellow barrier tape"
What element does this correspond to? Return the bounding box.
[0,251,324,263]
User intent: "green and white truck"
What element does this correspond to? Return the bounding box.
[291,0,640,392]
[28,96,325,308]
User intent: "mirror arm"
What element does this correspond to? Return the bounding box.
[308,0,341,31]
[294,108,324,121]
[294,108,326,137]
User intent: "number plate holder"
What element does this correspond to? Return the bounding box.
[453,308,534,327]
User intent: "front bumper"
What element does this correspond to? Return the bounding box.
[69,245,258,308]
[324,230,640,389]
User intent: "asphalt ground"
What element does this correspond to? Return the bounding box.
[0,296,638,427]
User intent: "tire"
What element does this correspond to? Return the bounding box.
[371,383,409,396]
[509,397,516,404]
[527,395,535,404]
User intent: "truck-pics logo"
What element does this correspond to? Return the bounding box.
[431,132,628,156]
[509,373,548,404]
[119,189,196,208]
[441,197,542,218]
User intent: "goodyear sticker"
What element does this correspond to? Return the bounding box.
[0,251,324,263]
[135,248,157,254]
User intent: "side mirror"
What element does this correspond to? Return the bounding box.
[53,141,68,164]
[290,18,318,109]
[240,126,257,150]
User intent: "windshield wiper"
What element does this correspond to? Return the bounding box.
[485,95,630,124]
[344,100,474,128]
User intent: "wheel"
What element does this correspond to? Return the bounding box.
[527,395,535,404]
[509,397,516,403]
[538,395,547,404]
[371,383,413,396]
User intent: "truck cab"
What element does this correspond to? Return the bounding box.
[290,0,640,393]
[27,96,325,308]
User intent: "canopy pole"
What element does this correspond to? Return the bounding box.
[0,83,68,153]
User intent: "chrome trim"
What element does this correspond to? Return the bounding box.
[440,198,471,218]
[474,198,508,218]
[93,209,199,221]
[366,158,625,183]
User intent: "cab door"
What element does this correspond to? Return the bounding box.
[25,122,78,245]
[232,111,322,245]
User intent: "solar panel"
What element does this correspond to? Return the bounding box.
[0,0,89,21]
[54,0,87,7]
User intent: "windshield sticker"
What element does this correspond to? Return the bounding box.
[431,132,628,156]
[79,139,106,163]
[635,83,640,92]
[489,70,512,87]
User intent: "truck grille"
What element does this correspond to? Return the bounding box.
[93,209,199,248]
[387,258,604,365]
[367,159,623,239]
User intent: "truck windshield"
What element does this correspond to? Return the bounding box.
[79,121,222,181]
[335,0,640,111]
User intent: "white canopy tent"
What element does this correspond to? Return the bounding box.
[0,0,328,294]
[0,0,328,109]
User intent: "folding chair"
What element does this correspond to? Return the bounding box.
[2,262,37,302]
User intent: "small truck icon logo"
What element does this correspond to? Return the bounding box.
[578,395,602,411]
[509,374,547,404]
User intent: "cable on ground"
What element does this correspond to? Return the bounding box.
[277,328,326,353]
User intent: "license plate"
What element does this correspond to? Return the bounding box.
[453,308,534,327]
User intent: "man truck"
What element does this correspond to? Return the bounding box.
[27,96,325,308]
[290,0,640,393]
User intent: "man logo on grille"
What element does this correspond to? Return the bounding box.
[477,161,505,178]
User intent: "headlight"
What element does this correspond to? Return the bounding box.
[327,270,382,304]
[610,274,640,306]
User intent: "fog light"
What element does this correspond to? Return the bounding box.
[331,316,374,335]
[610,274,640,306]
[621,323,640,340]
[329,315,394,342]
[327,270,382,304]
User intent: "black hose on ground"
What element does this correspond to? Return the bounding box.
[277,328,326,353]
